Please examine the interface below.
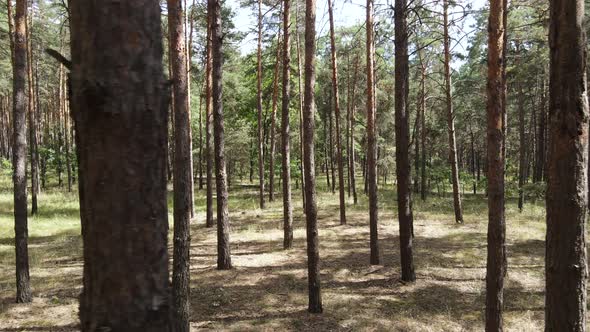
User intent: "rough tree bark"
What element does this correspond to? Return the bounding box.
[303,0,322,313]
[394,0,415,282]
[210,0,232,270]
[70,1,172,330]
[327,0,346,225]
[367,0,379,265]
[545,0,588,329]
[12,0,31,304]
[167,0,191,330]
[281,0,293,249]
[485,0,507,328]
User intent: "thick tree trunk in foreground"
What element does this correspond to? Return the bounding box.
[485,0,507,329]
[303,0,322,313]
[394,0,415,282]
[327,0,346,225]
[366,0,379,266]
[70,1,171,330]
[281,0,293,250]
[12,0,31,304]
[443,0,463,224]
[210,0,232,270]
[167,0,191,330]
[545,0,588,329]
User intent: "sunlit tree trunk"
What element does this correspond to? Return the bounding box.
[210,0,232,270]
[256,0,265,209]
[12,0,31,304]
[269,27,281,203]
[205,10,214,228]
[485,0,507,328]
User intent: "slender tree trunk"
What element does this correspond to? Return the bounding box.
[205,11,214,228]
[366,0,379,265]
[545,0,588,329]
[210,0,232,270]
[70,1,171,329]
[302,0,322,313]
[269,27,281,203]
[12,0,31,304]
[517,70,526,212]
[443,0,463,224]
[198,86,204,189]
[324,119,331,190]
[485,0,507,328]
[281,0,293,249]
[256,0,265,209]
[394,0,415,282]
[534,76,547,182]
[327,0,346,224]
[167,0,191,330]
[25,6,37,215]
[350,56,358,205]
[295,2,306,211]
[419,51,427,201]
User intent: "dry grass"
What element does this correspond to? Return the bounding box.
[0,172,552,331]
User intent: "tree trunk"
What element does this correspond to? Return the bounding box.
[328,95,335,194]
[210,0,232,270]
[281,0,293,249]
[546,0,588,328]
[205,10,214,228]
[443,0,463,224]
[70,1,171,329]
[12,0,31,304]
[25,6,37,215]
[167,0,192,330]
[256,0,265,209]
[394,0,415,282]
[269,27,281,203]
[517,74,526,212]
[366,0,380,266]
[485,0,507,328]
[303,0,322,313]
[295,2,306,211]
[327,0,346,225]
[350,56,359,205]
[419,50,427,201]
[534,76,547,182]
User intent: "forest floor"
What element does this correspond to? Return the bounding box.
[0,170,549,331]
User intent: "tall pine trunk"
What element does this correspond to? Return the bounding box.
[303,0,322,313]
[485,0,507,328]
[205,11,214,228]
[366,0,379,265]
[70,1,171,329]
[210,0,232,270]
[167,0,192,330]
[545,0,588,328]
[443,0,463,224]
[394,0,415,282]
[269,27,281,203]
[256,0,265,209]
[327,0,346,224]
[12,0,31,304]
[281,0,293,249]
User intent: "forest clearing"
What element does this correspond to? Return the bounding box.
[0,171,546,331]
[0,0,588,330]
